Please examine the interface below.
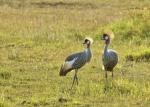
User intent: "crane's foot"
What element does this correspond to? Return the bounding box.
[75,76,79,85]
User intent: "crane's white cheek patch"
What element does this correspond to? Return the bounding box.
[87,41,90,44]
[105,36,109,40]
[64,58,78,70]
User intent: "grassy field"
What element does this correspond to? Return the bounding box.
[0,0,150,106]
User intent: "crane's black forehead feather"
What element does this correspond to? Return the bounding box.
[84,39,89,42]
[103,33,108,36]
[84,37,93,44]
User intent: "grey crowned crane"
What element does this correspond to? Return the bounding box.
[59,37,93,89]
[101,31,118,79]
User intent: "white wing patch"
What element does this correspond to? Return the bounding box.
[64,57,78,70]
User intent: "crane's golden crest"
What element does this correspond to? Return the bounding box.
[104,30,114,39]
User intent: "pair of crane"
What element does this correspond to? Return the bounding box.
[59,31,118,89]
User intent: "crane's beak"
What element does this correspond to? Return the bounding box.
[101,36,105,40]
[83,42,86,44]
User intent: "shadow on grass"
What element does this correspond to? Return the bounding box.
[31,1,97,9]
[103,79,131,95]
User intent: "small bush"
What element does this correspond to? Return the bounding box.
[126,50,150,62]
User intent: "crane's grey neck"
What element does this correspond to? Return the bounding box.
[85,47,92,62]
[104,39,110,53]
[85,47,91,53]
[104,44,109,53]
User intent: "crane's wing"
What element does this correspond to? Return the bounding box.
[65,51,87,69]
[65,52,83,62]
[72,52,87,69]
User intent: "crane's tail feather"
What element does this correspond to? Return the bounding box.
[59,64,65,76]
[59,64,72,76]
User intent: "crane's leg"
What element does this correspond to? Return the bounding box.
[75,69,78,85]
[104,71,108,92]
[112,70,114,78]
[71,69,78,89]
[105,71,107,79]
[71,74,76,89]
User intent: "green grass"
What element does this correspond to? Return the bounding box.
[126,49,150,62]
[0,0,150,106]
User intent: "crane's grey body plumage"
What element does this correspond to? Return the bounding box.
[102,47,118,71]
[60,48,92,76]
